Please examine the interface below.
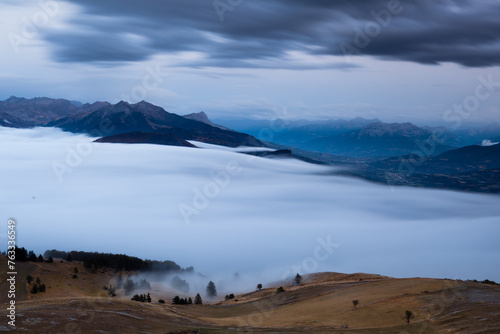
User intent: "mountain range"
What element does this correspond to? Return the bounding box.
[0,96,262,147]
[304,122,453,157]
[218,116,500,157]
[0,96,81,125]
[1,95,499,193]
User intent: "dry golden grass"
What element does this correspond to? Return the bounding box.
[1,257,499,333]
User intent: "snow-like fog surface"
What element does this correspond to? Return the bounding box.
[1,127,500,283]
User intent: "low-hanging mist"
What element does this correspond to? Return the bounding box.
[1,127,499,283]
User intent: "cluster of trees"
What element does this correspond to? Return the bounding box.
[124,277,151,295]
[131,293,151,303]
[172,296,193,305]
[43,249,190,273]
[171,275,189,293]
[14,247,53,263]
[102,285,116,297]
[27,276,46,294]
[468,279,498,285]
[172,293,202,305]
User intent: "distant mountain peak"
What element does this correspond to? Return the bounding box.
[183,111,230,131]
[5,96,26,102]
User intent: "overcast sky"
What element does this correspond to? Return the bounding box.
[2,0,500,123]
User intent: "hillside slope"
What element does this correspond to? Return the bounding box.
[1,257,499,333]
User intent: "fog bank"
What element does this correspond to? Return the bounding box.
[1,127,499,282]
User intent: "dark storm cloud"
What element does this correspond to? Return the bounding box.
[46,0,500,68]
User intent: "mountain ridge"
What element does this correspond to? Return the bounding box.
[47,100,263,148]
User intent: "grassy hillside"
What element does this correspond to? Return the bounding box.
[1,256,499,333]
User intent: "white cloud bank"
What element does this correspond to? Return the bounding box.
[1,127,499,283]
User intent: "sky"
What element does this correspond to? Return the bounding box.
[1,127,500,283]
[1,0,500,123]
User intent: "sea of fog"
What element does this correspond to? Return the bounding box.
[1,127,499,287]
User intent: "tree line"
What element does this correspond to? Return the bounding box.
[43,249,194,273]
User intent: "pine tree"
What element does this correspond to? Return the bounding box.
[194,293,203,305]
[294,273,303,285]
[28,251,37,262]
[37,254,44,262]
[206,281,217,297]
[188,297,193,304]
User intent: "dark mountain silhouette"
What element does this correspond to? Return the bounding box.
[0,109,33,128]
[94,131,197,148]
[47,101,263,147]
[370,143,500,174]
[305,122,454,157]
[419,143,500,174]
[0,96,81,125]
[334,143,500,193]
[183,111,231,131]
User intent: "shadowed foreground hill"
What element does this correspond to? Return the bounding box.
[1,256,499,333]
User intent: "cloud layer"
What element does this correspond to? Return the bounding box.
[42,0,500,68]
[1,127,500,283]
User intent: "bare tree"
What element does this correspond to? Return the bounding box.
[352,300,359,309]
[404,310,414,324]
